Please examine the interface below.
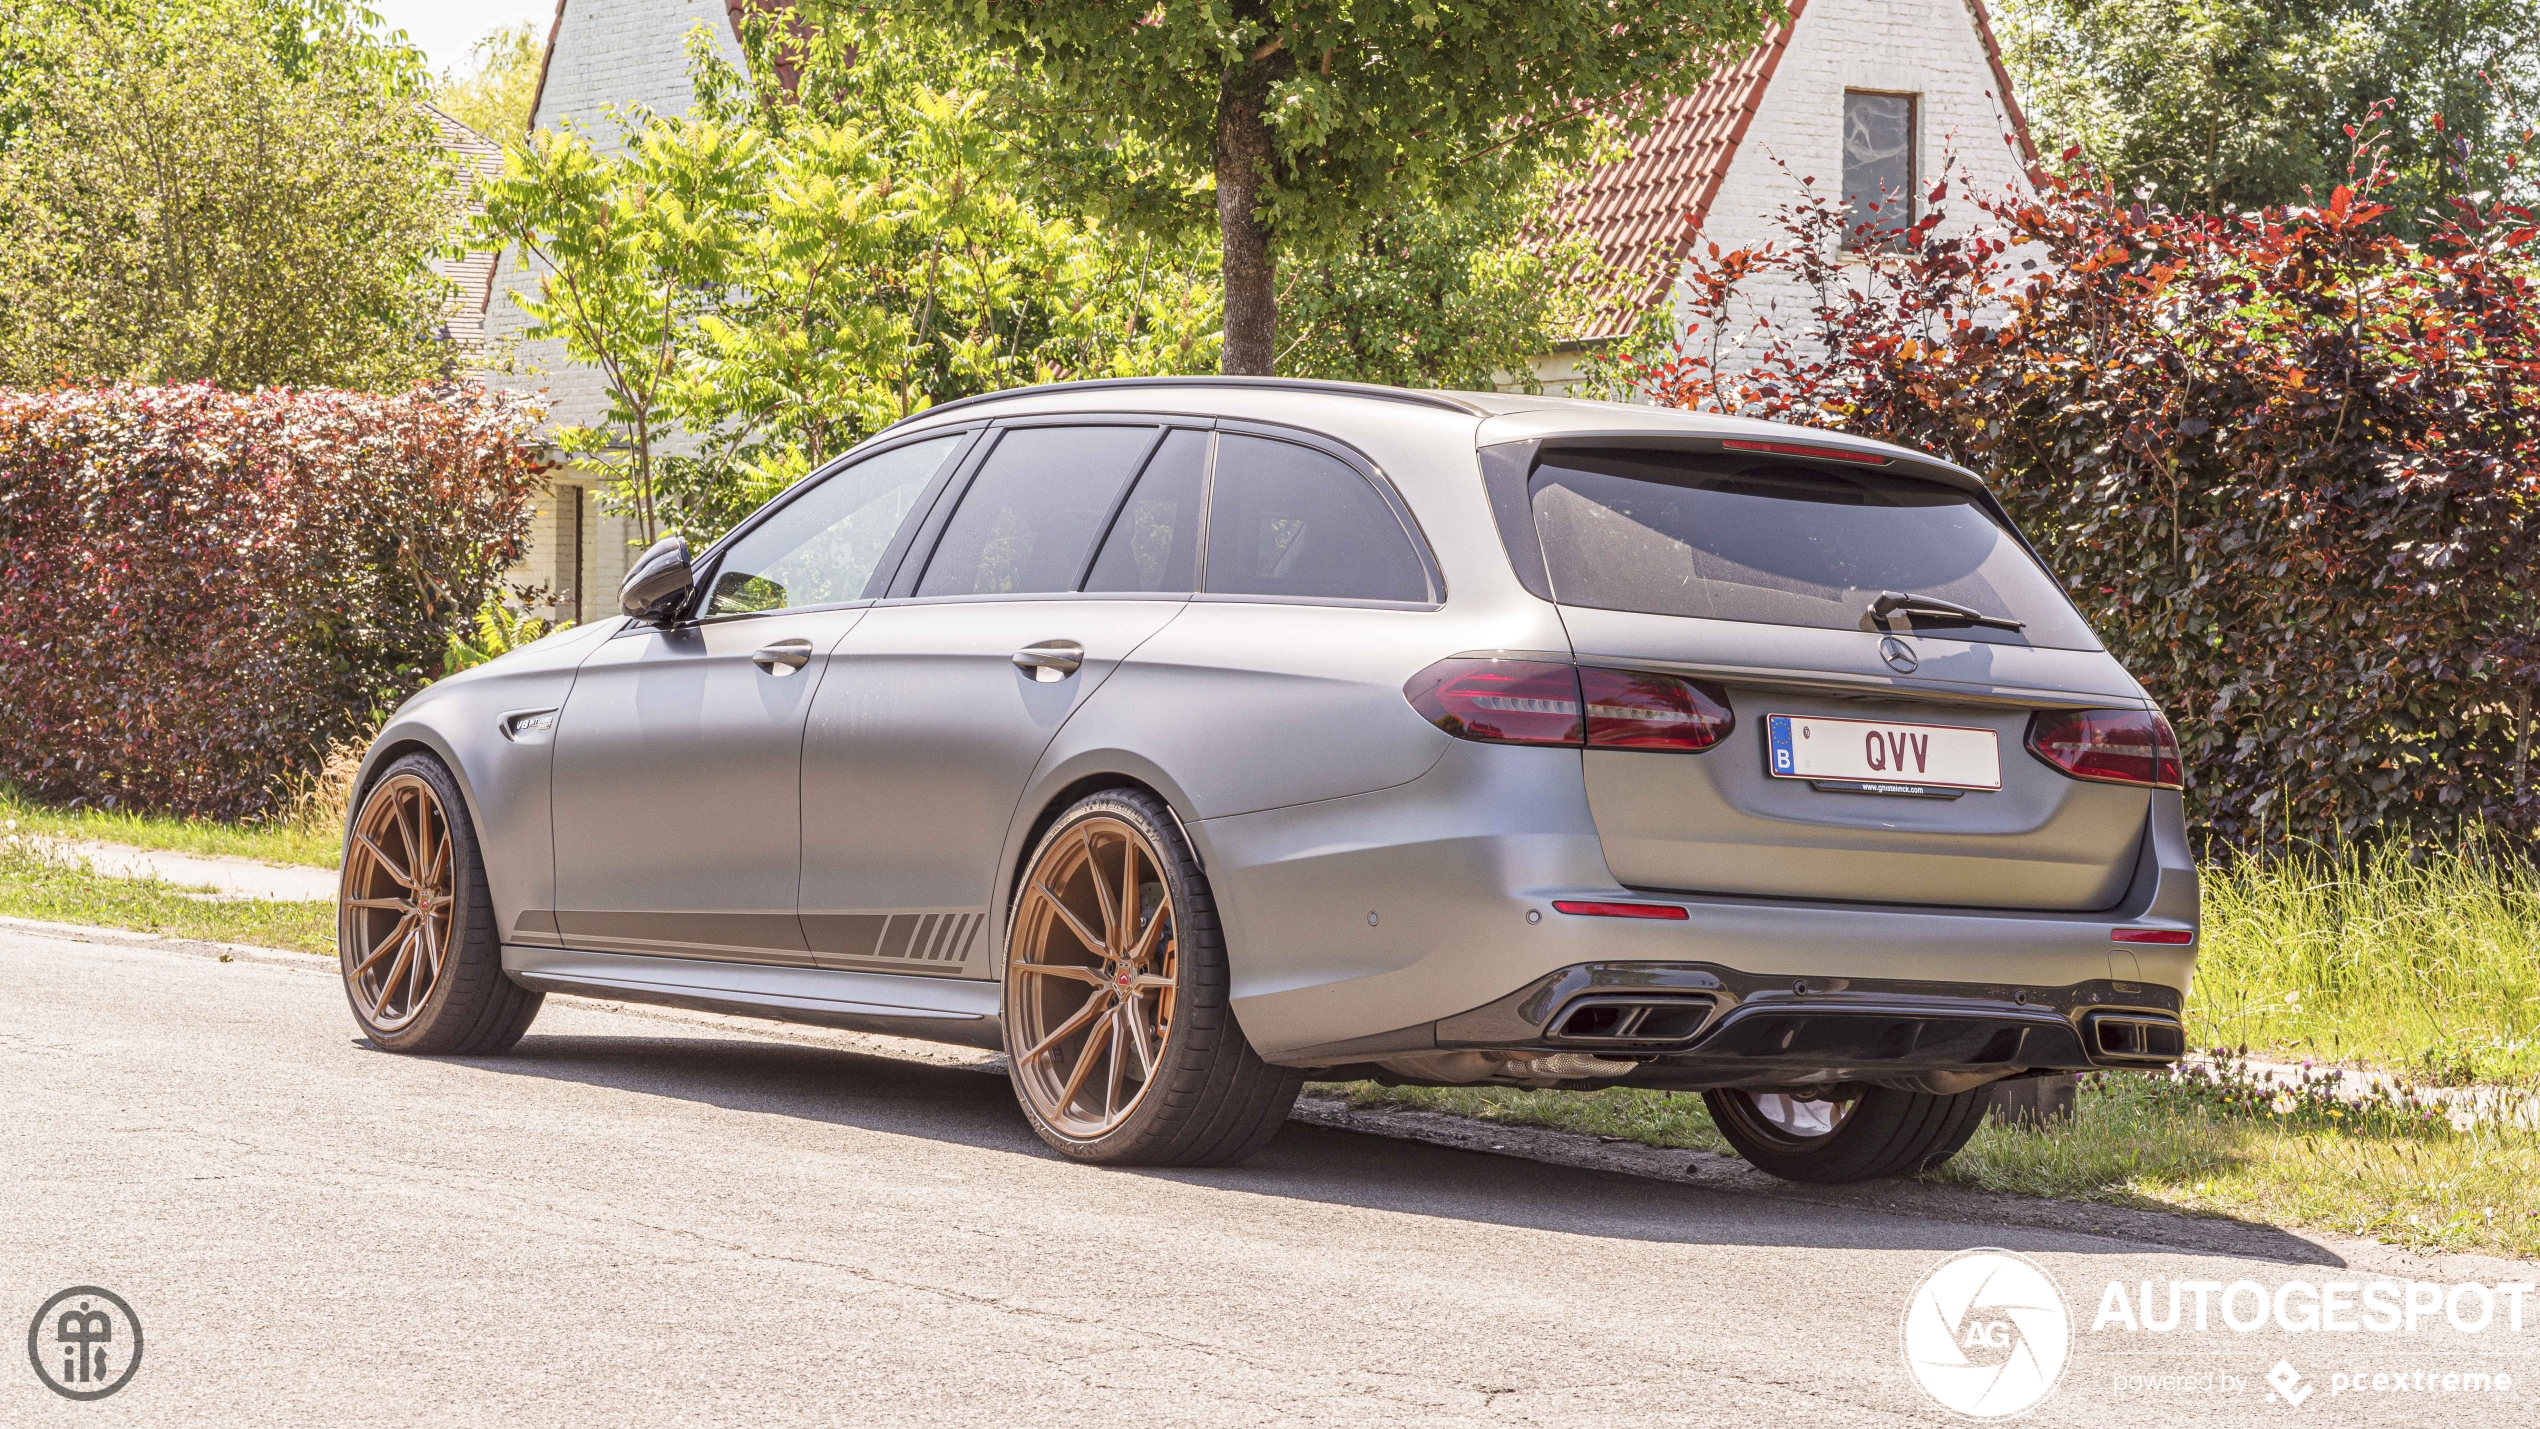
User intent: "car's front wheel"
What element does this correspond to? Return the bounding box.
[1001,788,1300,1166]
[1703,1084,1986,1183]
[339,752,543,1055]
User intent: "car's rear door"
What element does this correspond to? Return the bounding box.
[796,420,1196,975]
[548,431,972,963]
[1495,439,2153,911]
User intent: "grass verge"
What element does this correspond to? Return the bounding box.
[0,785,341,868]
[0,837,336,956]
[1313,1073,2540,1259]
[2193,844,2540,1083]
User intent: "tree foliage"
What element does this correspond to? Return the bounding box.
[0,384,544,820]
[1998,0,2540,231]
[432,19,543,141]
[0,0,460,390]
[475,28,1220,545]
[869,0,1782,371]
[1623,125,2540,852]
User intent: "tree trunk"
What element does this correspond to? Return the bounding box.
[1215,56,1282,376]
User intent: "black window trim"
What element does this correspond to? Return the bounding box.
[672,423,987,628]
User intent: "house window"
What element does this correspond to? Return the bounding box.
[557,484,585,624]
[1842,91,1918,249]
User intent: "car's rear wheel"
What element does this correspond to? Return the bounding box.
[339,752,542,1055]
[1002,789,1300,1166]
[1704,1084,1986,1183]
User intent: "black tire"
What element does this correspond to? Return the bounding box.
[1704,1084,1988,1184]
[1002,788,1302,1167]
[339,752,543,1055]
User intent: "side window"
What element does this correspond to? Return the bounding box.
[704,435,963,616]
[1203,434,1429,603]
[916,425,1157,597]
[1083,428,1208,594]
[1841,90,1917,250]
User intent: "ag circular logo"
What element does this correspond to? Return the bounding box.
[1902,1249,2069,1418]
[28,1286,143,1401]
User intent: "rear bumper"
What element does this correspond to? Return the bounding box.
[1399,960,2184,1092]
[1198,740,2199,1065]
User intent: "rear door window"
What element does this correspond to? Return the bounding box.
[1529,450,2097,648]
[1203,434,1430,603]
[1083,428,1208,594]
[916,425,1157,597]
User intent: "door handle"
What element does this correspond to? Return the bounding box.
[1012,639,1084,683]
[751,638,814,676]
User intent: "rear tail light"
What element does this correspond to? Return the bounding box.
[1578,667,1735,750]
[1404,659,1582,745]
[1406,660,1735,752]
[2025,708,2183,789]
[2112,927,2194,944]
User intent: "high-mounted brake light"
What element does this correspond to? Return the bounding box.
[1552,900,1691,921]
[2112,927,2194,944]
[2025,709,2184,790]
[1406,660,1735,752]
[1718,438,1891,466]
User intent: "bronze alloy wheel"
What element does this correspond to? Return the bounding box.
[340,772,457,1033]
[1006,815,1181,1141]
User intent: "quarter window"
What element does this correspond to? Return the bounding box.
[704,435,963,616]
[1203,434,1429,603]
[917,426,1157,597]
[1841,91,1917,250]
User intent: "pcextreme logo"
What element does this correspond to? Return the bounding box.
[1903,1249,2074,1418]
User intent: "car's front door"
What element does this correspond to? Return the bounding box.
[797,421,1205,976]
[549,431,973,964]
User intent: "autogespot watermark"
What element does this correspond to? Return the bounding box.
[27,1286,143,1401]
[1903,1252,2535,1418]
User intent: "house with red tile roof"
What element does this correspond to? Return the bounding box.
[1532,0,2036,393]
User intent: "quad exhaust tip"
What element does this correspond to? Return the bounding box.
[2083,1010,2186,1063]
[1545,994,1718,1047]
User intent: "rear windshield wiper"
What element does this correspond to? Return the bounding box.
[1869,590,2026,632]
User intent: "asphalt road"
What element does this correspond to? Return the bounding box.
[6,921,2536,1427]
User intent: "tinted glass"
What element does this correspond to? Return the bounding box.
[1083,429,1208,594]
[917,426,1155,597]
[704,436,961,616]
[1529,451,2097,649]
[1203,435,1428,603]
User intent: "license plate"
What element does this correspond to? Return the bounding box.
[1765,714,2002,791]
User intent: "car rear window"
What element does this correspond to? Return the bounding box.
[1528,450,2097,649]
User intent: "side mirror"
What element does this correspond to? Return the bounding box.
[619,536,694,621]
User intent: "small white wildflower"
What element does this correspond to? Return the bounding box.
[2270,1092,2298,1115]
[2448,1109,2478,1133]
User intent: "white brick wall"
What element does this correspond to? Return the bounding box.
[489,0,744,618]
[1687,0,2034,374]
[1535,0,2035,397]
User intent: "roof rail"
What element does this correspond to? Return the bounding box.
[888,376,1492,427]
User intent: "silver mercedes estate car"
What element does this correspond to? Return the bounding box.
[338,377,2196,1184]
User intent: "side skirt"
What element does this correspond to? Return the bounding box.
[502,945,1005,1051]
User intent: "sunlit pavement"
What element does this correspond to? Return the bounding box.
[5,921,2532,1427]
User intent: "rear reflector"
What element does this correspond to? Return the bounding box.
[1551,900,1690,921]
[1719,437,1891,466]
[1579,666,1735,750]
[2112,927,2194,944]
[2025,708,2184,789]
[1404,659,1581,745]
